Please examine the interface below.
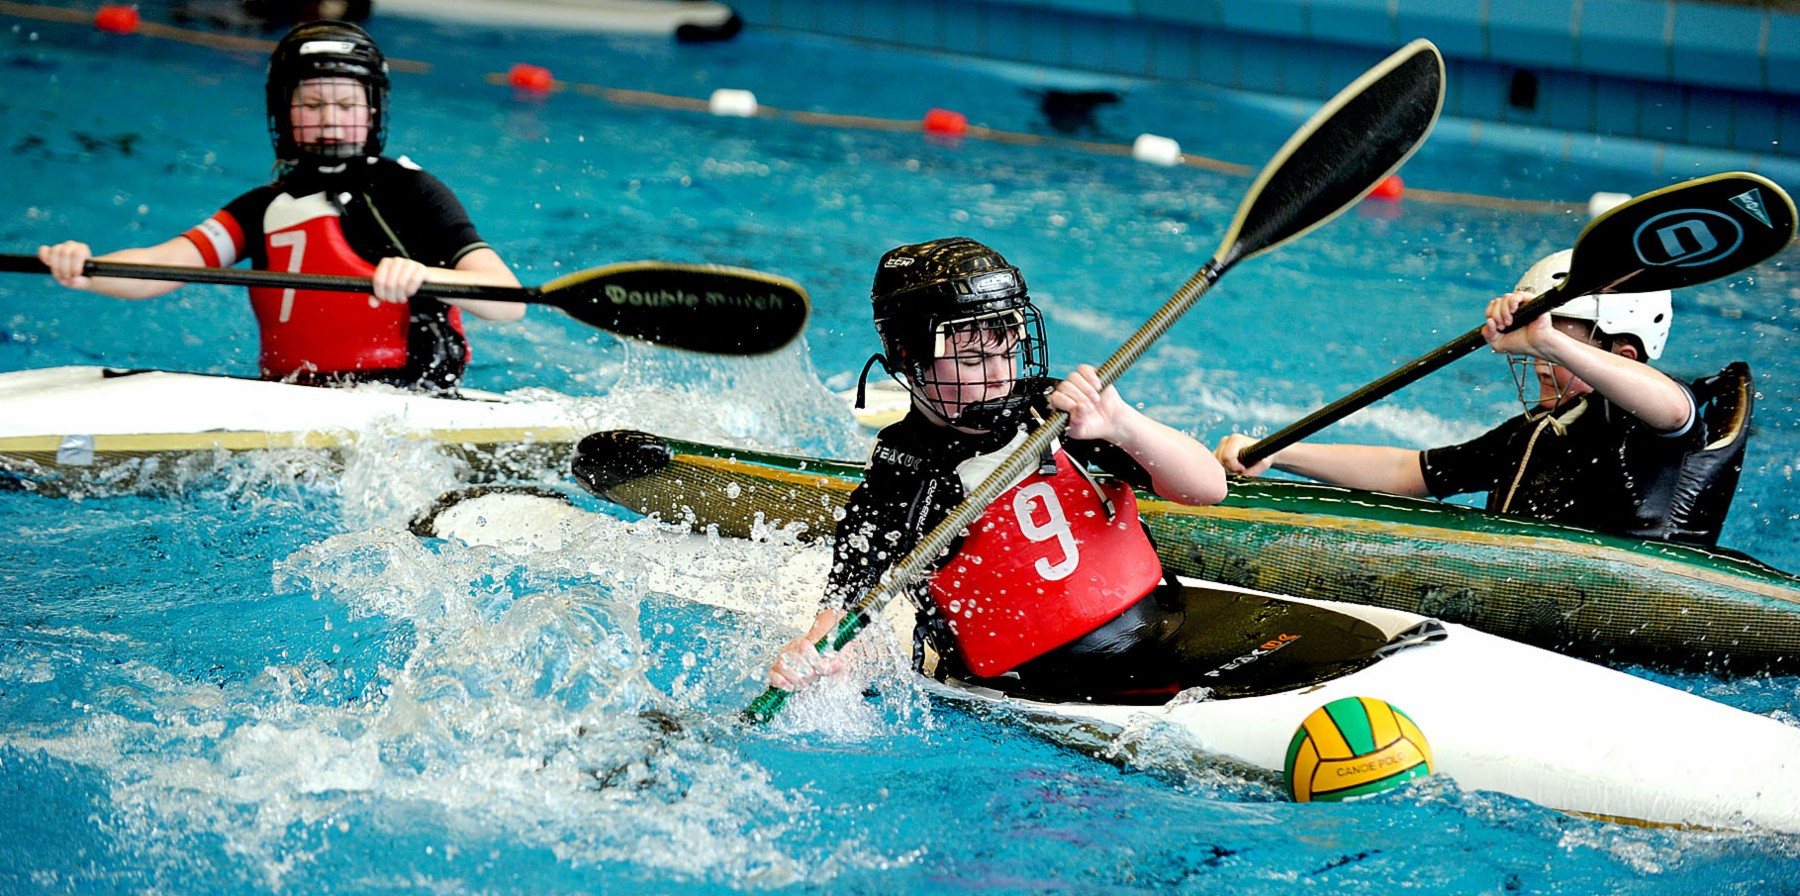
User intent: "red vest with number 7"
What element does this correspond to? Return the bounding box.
[246,192,465,378]
[927,449,1163,676]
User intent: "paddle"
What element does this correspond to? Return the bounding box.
[1234,171,1797,467]
[744,38,1447,724]
[0,253,811,356]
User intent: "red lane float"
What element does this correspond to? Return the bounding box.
[1368,174,1405,202]
[923,108,968,137]
[507,63,554,93]
[95,5,141,33]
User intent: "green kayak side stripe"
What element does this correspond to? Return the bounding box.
[1138,497,1800,604]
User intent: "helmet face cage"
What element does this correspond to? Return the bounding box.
[868,238,1048,429]
[266,22,390,165]
[1505,333,1590,415]
[1506,249,1673,416]
[908,306,1049,427]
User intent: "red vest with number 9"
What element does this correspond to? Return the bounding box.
[928,449,1163,676]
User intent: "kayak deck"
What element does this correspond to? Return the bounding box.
[960,614,1800,834]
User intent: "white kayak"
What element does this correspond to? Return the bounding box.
[0,366,601,494]
[375,0,741,37]
[415,488,1800,835]
[0,366,892,495]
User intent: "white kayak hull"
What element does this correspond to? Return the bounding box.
[0,367,598,493]
[0,366,887,495]
[417,488,1800,835]
[984,607,1800,833]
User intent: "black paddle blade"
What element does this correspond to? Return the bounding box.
[1100,40,1445,386]
[525,262,811,356]
[1220,39,1444,267]
[1236,172,1795,467]
[2,253,815,356]
[1562,172,1796,298]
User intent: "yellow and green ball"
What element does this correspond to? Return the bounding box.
[1285,696,1434,802]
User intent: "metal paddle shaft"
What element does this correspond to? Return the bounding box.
[1237,171,1797,467]
[744,38,1448,724]
[0,253,811,355]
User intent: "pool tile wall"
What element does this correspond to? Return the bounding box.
[733,0,1798,166]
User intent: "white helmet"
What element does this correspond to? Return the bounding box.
[1515,250,1673,360]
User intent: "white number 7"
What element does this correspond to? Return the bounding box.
[1013,481,1078,581]
[268,230,307,323]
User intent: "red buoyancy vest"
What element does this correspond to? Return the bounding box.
[243,192,465,379]
[928,449,1164,676]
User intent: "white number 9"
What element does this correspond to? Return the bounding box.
[1013,481,1078,581]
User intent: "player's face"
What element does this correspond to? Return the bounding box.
[919,316,1021,422]
[290,78,372,154]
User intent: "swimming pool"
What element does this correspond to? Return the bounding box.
[2,8,1798,894]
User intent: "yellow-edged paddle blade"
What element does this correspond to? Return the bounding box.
[538,261,811,355]
[1220,38,1445,268]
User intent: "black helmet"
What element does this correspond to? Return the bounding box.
[266,20,389,166]
[864,237,1048,429]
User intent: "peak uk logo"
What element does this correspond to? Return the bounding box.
[1729,188,1773,227]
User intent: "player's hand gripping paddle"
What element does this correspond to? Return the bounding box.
[745,39,1448,723]
[1234,172,1796,467]
[0,254,810,355]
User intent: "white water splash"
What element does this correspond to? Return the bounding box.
[0,508,934,889]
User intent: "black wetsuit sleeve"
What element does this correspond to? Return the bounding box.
[821,440,961,613]
[1063,435,1155,491]
[355,161,490,268]
[1418,417,1521,499]
[820,481,907,612]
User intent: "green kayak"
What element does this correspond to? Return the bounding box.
[569,429,1800,675]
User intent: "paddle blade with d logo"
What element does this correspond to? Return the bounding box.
[1566,172,1795,297]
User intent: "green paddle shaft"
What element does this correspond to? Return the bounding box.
[0,253,811,356]
[746,38,1448,724]
[1237,171,1797,468]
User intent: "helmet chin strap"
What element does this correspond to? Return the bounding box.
[855,349,1033,433]
[853,352,973,430]
[951,394,1031,433]
[851,353,887,410]
[277,155,373,180]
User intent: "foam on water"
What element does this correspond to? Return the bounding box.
[2,515,878,889]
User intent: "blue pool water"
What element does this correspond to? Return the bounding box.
[3,8,1799,893]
